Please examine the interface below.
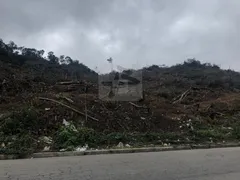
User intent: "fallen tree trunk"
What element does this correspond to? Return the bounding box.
[38,97,99,122]
[56,81,84,85]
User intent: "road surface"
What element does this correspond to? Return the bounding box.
[1,147,240,180]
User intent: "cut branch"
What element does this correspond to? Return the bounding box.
[129,102,148,109]
[129,102,144,108]
[63,96,74,103]
[172,88,191,104]
[56,81,84,85]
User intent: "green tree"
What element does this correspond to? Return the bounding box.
[65,56,73,64]
[8,41,18,51]
[37,50,45,57]
[59,55,65,64]
[47,51,59,64]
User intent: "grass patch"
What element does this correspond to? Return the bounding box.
[53,127,184,150]
[189,126,236,143]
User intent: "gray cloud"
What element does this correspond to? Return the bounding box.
[1,0,240,72]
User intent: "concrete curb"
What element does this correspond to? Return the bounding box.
[33,146,174,159]
[1,143,240,160]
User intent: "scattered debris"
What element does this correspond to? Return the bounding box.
[75,144,89,152]
[63,119,70,126]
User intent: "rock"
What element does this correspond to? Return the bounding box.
[163,143,168,147]
[116,142,124,148]
[125,116,130,120]
[141,117,146,120]
[43,146,50,151]
[12,136,17,141]
[125,144,131,148]
[163,143,171,147]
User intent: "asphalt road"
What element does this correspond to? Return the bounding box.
[1,147,240,180]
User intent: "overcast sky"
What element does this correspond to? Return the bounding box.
[1,0,240,72]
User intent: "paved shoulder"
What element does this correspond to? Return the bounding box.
[1,147,240,180]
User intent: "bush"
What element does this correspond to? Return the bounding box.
[232,126,240,139]
[1,108,39,135]
[0,133,37,158]
[53,125,97,150]
[0,108,40,157]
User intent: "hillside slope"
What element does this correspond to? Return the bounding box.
[1,39,240,157]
